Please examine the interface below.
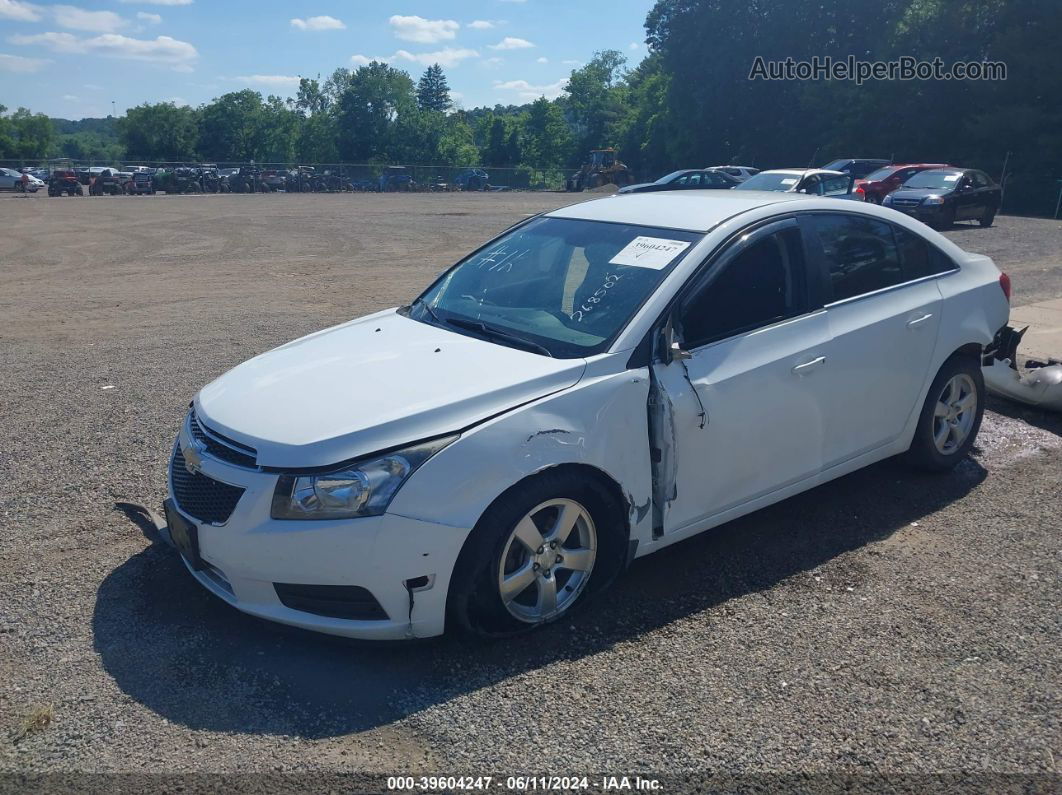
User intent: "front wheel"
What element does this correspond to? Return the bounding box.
[905,355,984,471]
[979,207,996,227]
[448,471,625,637]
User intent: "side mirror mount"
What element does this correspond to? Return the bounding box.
[662,316,692,364]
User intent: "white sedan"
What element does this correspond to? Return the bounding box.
[165,191,1010,640]
[736,168,863,200]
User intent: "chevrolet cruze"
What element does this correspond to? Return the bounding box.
[165,191,1010,639]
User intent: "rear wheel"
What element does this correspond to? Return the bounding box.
[448,470,625,637]
[905,355,984,471]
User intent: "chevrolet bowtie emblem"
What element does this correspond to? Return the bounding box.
[179,424,205,475]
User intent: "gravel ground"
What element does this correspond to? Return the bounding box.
[0,193,1059,783]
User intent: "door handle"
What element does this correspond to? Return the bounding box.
[906,312,933,328]
[792,356,826,375]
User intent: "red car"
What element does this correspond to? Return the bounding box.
[854,163,951,204]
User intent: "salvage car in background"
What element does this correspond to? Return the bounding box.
[0,167,40,191]
[855,163,951,204]
[618,168,738,194]
[165,191,1009,641]
[821,158,891,179]
[735,168,862,200]
[707,165,760,182]
[883,168,1001,228]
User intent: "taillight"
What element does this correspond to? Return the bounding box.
[999,272,1011,302]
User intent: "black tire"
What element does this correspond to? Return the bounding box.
[979,207,996,227]
[904,354,984,471]
[447,469,626,638]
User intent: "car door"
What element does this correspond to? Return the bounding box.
[953,173,980,219]
[651,218,830,535]
[801,213,943,468]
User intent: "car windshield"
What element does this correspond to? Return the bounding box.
[904,170,962,189]
[735,172,801,191]
[864,166,900,181]
[409,217,703,358]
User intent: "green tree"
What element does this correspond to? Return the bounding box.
[4,107,56,160]
[563,50,631,160]
[416,64,452,112]
[334,61,416,161]
[197,91,271,162]
[522,97,571,171]
[119,102,198,160]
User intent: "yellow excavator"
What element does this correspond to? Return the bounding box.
[565,148,633,192]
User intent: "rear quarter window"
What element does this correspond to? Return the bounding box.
[893,226,958,279]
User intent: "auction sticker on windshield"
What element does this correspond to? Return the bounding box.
[609,236,691,269]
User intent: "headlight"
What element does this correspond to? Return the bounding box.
[922,195,945,205]
[270,434,457,520]
[882,195,893,205]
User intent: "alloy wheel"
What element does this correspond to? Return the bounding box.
[497,498,597,623]
[933,373,977,454]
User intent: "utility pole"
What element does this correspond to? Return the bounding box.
[111,100,117,118]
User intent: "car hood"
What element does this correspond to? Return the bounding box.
[889,187,951,201]
[618,182,657,193]
[195,309,586,468]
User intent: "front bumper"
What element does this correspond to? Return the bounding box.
[885,201,943,221]
[166,439,471,640]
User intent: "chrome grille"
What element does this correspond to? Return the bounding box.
[190,410,257,469]
[170,447,245,524]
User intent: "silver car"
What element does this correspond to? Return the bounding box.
[0,167,41,192]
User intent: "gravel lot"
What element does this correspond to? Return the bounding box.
[0,193,1059,783]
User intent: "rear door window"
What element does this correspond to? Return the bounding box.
[807,214,903,302]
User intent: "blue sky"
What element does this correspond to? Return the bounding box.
[0,0,655,119]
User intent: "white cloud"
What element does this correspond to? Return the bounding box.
[118,0,191,4]
[495,77,565,100]
[536,56,547,64]
[290,15,345,31]
[0,0,40,22]
[10,32,198,65]
[489,36,533,50]
[0,52,49,72]
[389,15,458,44]
[83,82,102,89]
[172,62,193,72]
[628,41,640,50]
[137,11,161,24]
[53,5,126,32]
[168,96,188,106]
[235,74,300,88]
[62,93,78,100]
[482,56,503,69]
[393,47,478,68]
[352,48,479,69]
[468,20,495,30]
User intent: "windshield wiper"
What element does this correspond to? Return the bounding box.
[410,296,441,324]
[443,316,553,357]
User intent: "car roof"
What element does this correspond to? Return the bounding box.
[546,191,811,232]
[757,168,846,177]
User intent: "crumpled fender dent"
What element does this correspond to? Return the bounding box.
[387,359,655,546]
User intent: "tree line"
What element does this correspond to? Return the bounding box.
[2,0,1057,213]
